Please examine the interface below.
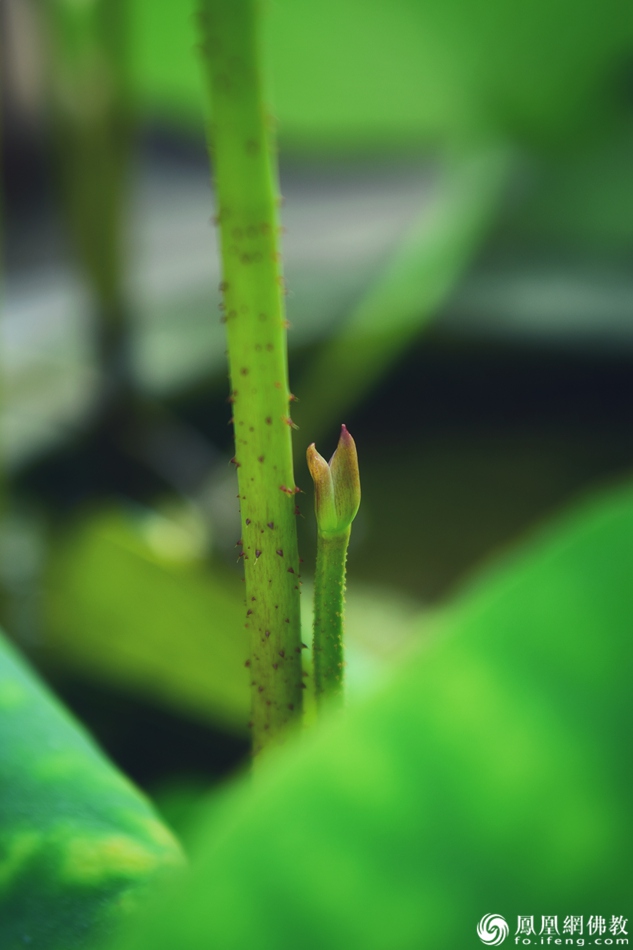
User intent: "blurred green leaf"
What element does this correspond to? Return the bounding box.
[513,129,633,248]
[269,0,632,148]
[109,478,632,949]
[0,630,183,950]
[295,145,512,441]
[130,0,205,127]
[43,507,250,734]
[129,0,631,148]
[42,505,424,736]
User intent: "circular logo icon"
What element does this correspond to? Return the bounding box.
[477,914,509,945]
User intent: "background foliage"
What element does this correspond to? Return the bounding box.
[1,0,632,945]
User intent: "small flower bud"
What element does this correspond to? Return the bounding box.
[306,425,361,539]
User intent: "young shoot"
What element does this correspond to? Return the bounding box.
[307,425,361,708]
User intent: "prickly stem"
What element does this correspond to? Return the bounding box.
[198,0,302,756]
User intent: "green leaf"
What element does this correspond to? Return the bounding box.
[268,0,632,148]
[295,146,512,441]
[108,479,632,949]
[129,0,206,128]
[0,631,183,950]
[43,507,249,734]
[513,129,633,248]
[128,0,632,148]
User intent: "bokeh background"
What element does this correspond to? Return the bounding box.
[2,0,633,852]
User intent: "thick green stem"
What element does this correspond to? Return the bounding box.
[199,0,303,755]
[313,530,350,708]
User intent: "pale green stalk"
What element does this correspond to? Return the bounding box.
[312,530,350,708]
[307,426,360,708]
[198,0,303,755]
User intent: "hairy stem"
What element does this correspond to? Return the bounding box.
[198,0,303,755]
[313,530,350,708]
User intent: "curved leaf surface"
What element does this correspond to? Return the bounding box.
[43,508,249,734]
[0,633,183,950]
[110,479,633,949]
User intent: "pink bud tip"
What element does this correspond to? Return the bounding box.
[307,426,360,538]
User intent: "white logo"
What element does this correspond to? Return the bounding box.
[477,914,509,945]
